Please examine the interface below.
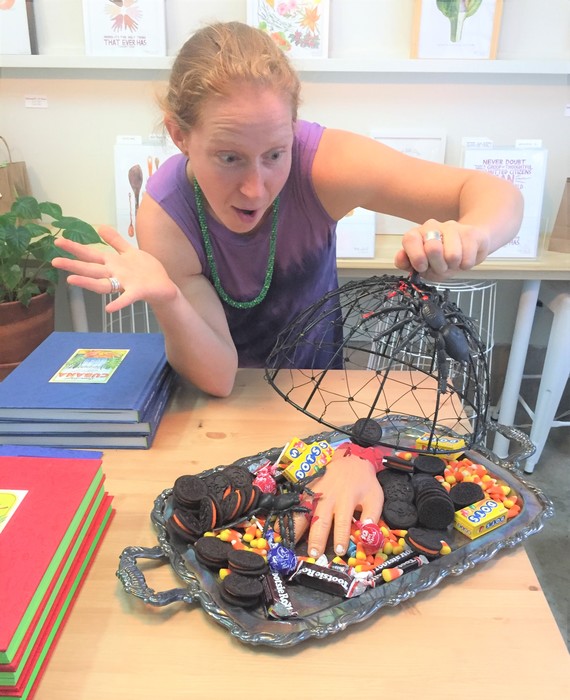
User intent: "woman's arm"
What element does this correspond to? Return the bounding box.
[53,195,238,397]
[312,128,524,280]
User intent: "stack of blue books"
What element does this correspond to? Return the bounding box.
[0,332,175,449]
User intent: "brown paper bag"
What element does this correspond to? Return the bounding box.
[548,178,570,253]
[0,136,33,214]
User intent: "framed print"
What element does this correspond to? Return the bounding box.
[411,0,503,59]
[82,0,166,57]
[246,0,330,59]
[371,130,447,235]
[463,147,548,258]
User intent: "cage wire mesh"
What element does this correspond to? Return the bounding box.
[265,274,491,455]
[101,295,159,334]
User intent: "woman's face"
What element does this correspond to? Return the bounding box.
[184,84,295,234]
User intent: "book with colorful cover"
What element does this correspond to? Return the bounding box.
[0,454,104,665]
[0,332,170,422]
[0,366,175,449]
[0,496,114,700]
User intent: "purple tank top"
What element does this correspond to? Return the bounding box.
[145,120,342,369]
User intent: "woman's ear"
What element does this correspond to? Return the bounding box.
[164,116,188,155]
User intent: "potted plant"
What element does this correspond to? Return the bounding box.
[0,195,103,379]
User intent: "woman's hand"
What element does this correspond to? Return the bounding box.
[52,225,179,313]
[290,453,384,558]
[394,219,491,281]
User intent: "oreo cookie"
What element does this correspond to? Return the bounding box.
[194,536,233,570]
[377,470,415,503]
[405,527,446,558]
[228,549,269,577]
[223,465,254,489]
[220,573,264,608]
[202,471,232,501]
[413,455,446,477]
[450,481,485,510]
[173,474,208,510]
[382,499,418,530]
[351,418,383,447]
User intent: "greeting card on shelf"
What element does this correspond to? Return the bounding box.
[0,0,33,55]
[371,129,446,235]
[463,146,548,259]
[82,0,166,57]
[247,0,330,59]
[411,0,503,59]
[114,136,178,244]
[336,208,375,259]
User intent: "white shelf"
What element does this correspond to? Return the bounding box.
[1,55,568,75]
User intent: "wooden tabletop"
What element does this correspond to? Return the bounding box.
[34,370,569,700]
[338,234,570,280]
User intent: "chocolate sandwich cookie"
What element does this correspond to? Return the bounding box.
[202,471,232,501]
[382,499,418,530]
[377,470,415,503]
[351,417,383,447]
[193,536,233,571]
[197,494,223,532]
[223,465,254,489]
[405,527,447,558]
[449,481,485,510]
[168,507,203,544]
[228,549,269,577]
[413,454,446,477]
[172,474,208,510]
[220,573,264,608]
[416,491,455,530]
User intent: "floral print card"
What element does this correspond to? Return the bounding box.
[247,0,330,59]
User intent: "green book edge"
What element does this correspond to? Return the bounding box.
[0,485,105,684]
[0,467,104,664]
[0,503,113,700]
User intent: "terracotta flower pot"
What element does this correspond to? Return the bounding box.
[0,292,55,380]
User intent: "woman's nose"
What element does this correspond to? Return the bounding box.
[239,166,265,199]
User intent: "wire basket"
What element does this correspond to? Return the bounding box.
[265,274,490,455]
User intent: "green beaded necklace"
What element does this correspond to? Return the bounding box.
[193,179,280,309]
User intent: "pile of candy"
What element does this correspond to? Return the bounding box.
[166,433,522,618]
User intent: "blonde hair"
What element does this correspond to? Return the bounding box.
[162,22,301,132]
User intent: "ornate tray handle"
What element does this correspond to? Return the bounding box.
[116,545,199,607]
[476,422,535,471]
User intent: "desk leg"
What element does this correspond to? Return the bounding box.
[68,284,89,333]
[493,279,541,458]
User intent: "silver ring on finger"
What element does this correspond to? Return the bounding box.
[425,230,443,243]
[108,277,121,294]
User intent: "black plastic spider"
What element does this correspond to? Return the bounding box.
[222,470,324,550]
[369,272,476,394]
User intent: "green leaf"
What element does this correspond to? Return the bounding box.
[28,235,59,262]
[6,225,33,256]
[59,218,101,244]
[39,201,63,219]
[1,264,23,291]
[11,196,41,220]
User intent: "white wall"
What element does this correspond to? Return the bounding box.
[1,0,569,343]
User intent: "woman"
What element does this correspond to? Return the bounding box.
[53,22,523,557]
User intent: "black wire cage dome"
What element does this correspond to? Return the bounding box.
[264,273,490,456]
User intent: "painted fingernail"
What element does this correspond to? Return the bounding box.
[309,548,319,558]
[335,544,345,555]
[362,518,374,525]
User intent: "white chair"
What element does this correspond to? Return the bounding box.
[101,294,158,334]
[517,281,570,473]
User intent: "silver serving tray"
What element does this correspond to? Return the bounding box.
[116,420,553,647]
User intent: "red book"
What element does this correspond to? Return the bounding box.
[0,494,114,699]
[0,455,103,665]
[0,482,106,679]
